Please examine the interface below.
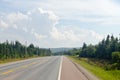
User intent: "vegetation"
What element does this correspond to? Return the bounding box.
[69,56,120,80]
[53,48,80,56]
[66,35,120,70]
[65,35,120,80]
[0,40,51,61]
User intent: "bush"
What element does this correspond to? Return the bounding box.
[112,52,120,63]
[104,64,112,70]
[111,63,120,70]
[110,52,120,70]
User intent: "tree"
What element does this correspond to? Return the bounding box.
[79,43,87,57]
[0,41,51,60]
[86,45,96,58]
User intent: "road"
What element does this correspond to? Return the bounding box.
[0,56,61,80]
[0,56,99,80]
[60,56,99,80]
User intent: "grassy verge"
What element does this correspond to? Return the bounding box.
[0,56,39,64]
[68,56,120,80]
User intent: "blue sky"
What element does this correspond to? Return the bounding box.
[0,0,120,48]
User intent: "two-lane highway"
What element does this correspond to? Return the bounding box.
[0,56,99,80]
[0,56,61,80]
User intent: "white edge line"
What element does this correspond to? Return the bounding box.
[58,56,63,80]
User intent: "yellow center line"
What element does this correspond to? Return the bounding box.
[2,70,13,75]
[0,59,50,76]
[0,61,37,75]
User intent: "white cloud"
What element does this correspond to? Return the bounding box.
[2,0,120,26]
[34,0,120,17]
[101,17,120,26]
[50,26,104,45]
[37,0,120,27]
[0,8,59,47]
[50,27,66,41]
[0,12,29,30]
[7,12,29,23]
[0,20,8,28]
[79,17,103,23]
[5,0,120,17]
[33,32,47,40]
[22,27,28,32]
[89,30,103,40]
[0,7,105,47]
[26,8,58,35]
[38,8,58,22]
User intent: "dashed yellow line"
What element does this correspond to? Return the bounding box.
[2,70,13,75]
[0,61,37,75]
[21,62,37,68]
[0,59,50,76]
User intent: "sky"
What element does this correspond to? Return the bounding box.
[0,0,120,48]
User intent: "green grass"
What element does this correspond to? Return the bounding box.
[0,56,39,64]
[0,58,25,64]
[68,56,120,80]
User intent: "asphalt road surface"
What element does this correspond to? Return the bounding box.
[0,56,61,80]
[0,56,99,80]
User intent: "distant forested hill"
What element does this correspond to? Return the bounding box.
[50,48,73,53]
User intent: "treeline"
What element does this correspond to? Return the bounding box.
[79,35,120,59]
[58,48,80,56]
[79,35,120,70]
[66,35,120,70]
[0,40,51,60]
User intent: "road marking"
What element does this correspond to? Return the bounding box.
[2,70,13,75]
[0,59,50,76]
[0,61,37,75]
[58,56,63,80]
[21,62,37,68]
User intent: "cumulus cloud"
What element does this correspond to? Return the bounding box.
[0,8,58,38]
[3,0,120,17]
[50,27,66,41]
[0,20,8,29]
[0,8,58,45]
[26,8,58,35]
[47,0,120,26]
[0,7,104,47]
[7,12,29,23]
[33,32,47,40]
[50,26,103,45]
[0,12,29,30]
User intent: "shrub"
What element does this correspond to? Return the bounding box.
[112,52,120,63]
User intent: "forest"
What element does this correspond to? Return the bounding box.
[0,40,51,60]
[64,35,120,70]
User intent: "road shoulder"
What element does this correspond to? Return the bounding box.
[68,56,100,80]
[60,56,88,80]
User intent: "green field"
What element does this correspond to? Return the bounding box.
[69,56,120,80]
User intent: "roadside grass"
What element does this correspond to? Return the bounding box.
[0,56,39,64]
[68,56,120,80]
[0,58,28,64]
